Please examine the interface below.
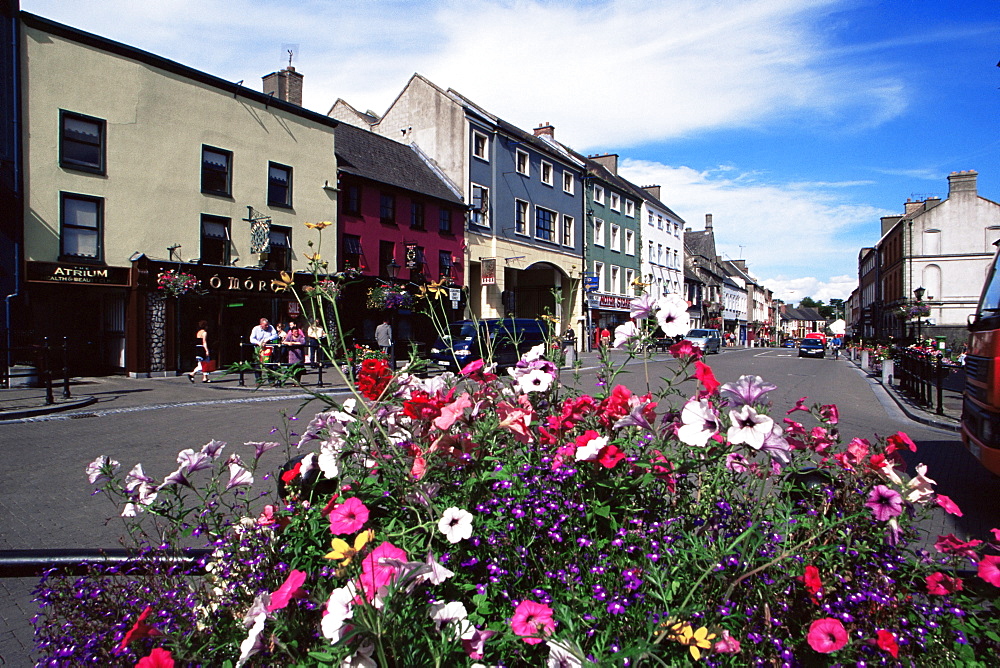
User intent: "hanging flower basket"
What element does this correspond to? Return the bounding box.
[155,270,201,298]
[366,285,414,310]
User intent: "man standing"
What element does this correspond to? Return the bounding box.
[375,319,393,366]
[250,318,277,373]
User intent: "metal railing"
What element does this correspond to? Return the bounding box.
[893,348,951,416]
[1,337,73,402]
[236,338,326,387]
[0,548,212,578]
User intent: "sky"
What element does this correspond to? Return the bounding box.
[20,0,1000,304]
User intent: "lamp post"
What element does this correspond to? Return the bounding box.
[385,260,400,367]
[913,286,925,344]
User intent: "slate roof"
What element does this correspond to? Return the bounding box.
[335,123,462,204]
[685,228,717,261]
[782,307,825,322]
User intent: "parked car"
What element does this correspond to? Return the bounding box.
[429,318,546,371]
[798,338,826,358]
[782,339,797,348]
[683,329,722,354]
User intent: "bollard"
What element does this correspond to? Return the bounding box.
[564,342,576,367]
[42,337,54,405]
[62,337,71,399]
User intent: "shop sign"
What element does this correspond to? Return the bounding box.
[287,301,301,318]
[27,261,130,286]
[481,258,496,285]
[149,263,310,295]
[405,243,419,269]
[597,294,632,311]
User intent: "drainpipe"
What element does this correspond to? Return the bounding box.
[4,9,24,369]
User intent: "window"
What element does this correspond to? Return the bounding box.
[594,218,605,246]
[610,224,621,252]
[267,162,292,208]
[439,208,453,233]
[594,261,605,292]
[648,212,654,226]
[60,193,102,261]
[594,185,605,205]
[200,215,231,265]
[515,199,529,235]
[516,149,529,175]
[202,146,232,196]
[541,161,553,186]
[657,215,663,230]
[657,244,663,265]
[610,193,620,212]
[380,193,396,225]
[648,241,654,262]
[536,207,555,241]
[470,184,489,227]
[673,222,680,237]
[625,229,635,255]
[410,202,425,229]
[562,215,574,247]
[472,131,489,161]
[344,184,361,215]
[625,268,635,291]
[263,226,291,272]
[611,266,620,294]
[409,246,427,281]
[673,250,679,269]
[439,250,454,281]
[60,110,105,174]
[344,234,364,270]
[625,200,635,217]
[379,241,395,278]
[563,172,574,194]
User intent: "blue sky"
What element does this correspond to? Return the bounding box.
[21,0,1000,303]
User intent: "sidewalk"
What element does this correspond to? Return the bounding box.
[843,351,962,432]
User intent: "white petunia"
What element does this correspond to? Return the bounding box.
[726,405,774,450]
[655,293,690,337]
[575,435,609,461]
[613,321,639,349]
[429,600,474,639]
[438,507,474,543]
[517,368,555,394]
[522,343,547,363]
[676,398,720,448]
[321,583,357,640]
[86,455,119,485]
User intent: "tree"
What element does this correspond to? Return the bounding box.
[799,296,835,320]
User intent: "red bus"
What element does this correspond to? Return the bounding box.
[961,242,1000,474]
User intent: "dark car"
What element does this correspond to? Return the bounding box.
[798,338,826,358]
[429,318,546,371]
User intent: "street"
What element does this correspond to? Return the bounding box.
[2,348,998,664]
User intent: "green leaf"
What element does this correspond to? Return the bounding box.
[594,504,611,519]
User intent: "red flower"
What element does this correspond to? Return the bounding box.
[267,569,308,612]
[357,359,393,400]
[875,629,899,658]
[280,461,302,484]
[597,385,634,428]
[116,606,161,653]
[798,565,823,602]
[885,431,917,455]
[934,534,983,559]
[935,494,963,517]
[136,647,175,668]
[819,404,839,424]
[978,554,1000,587]
[669,340,702,360]
[786,396,809,415]
[926,571,963,595]
[403,391,446,422]
[598,444,626,469]
[510,599,556,644]
[806,617,848,654]
[694,361,720,396]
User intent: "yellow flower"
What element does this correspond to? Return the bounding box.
[417,279,447,300]
[324,529,374,566]
[668,621,716,661]
[271,271,294,291]
[304,252,321,262]
[305,220,332,230]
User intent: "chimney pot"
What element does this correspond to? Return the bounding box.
[533,122,555,138]
[947,169,978,197]
[262,66,304,106]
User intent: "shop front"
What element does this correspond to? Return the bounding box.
[129,259,315,377]
[586,293,632,350]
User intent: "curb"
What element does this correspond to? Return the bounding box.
[846,358,961,433]
[0,395,98,420]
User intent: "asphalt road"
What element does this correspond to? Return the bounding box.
[2,348,997,665]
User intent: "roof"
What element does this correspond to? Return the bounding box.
[20,12,340,131]
[335,124,463,204]
[685,228,717,261]
[783,307,825,322]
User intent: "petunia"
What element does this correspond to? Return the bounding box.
[934,533,983,559]
[612,321,639,349]
[655,293,690,337]
[225,455,254,491]
[806,617,848,653]
[598,443,626,469]
[694,361,720,396]
[977,554,1000,587]
[236,609,267,668]
[124,463,154,493]
[462,627,496,660]
[875,630,899,659]
[629,293,658,320]
[786,396,810,415]
[574,431,608,462]
[719,374,777,407]
[510,599,555,644]
[86,455,120,485]
[905,463,936,504]
[668,339,702,360]
[433,392,472,430]
[116,606,161,652]
[329,497,370,535]
[438,507,474,543]
[547,639,583,667]
[713,629,741,654]
[727,405,774,450]
[246,441,281,460]
[517,368,556,394]
[429,600,473,640]
[865,484,903,522]
[799,565,823,602]
[926,571,963,595]
[935,494,963,517]
[267,569,308,612]
[415,551,455,586]
[136,647,175,668]
[320,582,357,641]
[885,430,917,454]
[677,398,720,448]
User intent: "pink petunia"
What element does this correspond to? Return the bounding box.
[934,534,983,560]
[694,361,720,396]
[462,627,496,659]
[786,396,810,415]
[935,494,963,517]
[510,599,555,645]
[885,431,917,454]
[819,404,839,424]
[866,485,903,522]
[328,497,370,535]
[977,554,1000,587]
[359,541,408,600]
[875,630,899,658]
[806,617,848,654]
[713,629,741,654]
[136,648,175,668]
[267,569,308,612]
[926,571,963,595]
[433,392,472,431]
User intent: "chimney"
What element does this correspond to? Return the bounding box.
[533,122,555,138]
[948,170,978,198]
[903,199,924,216]
[591,153,619,175]
[642,185,661,200]
[705,213,713,231]
[262,66,304,106]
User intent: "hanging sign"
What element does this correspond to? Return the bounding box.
[481,258,496,285]
[405,243,419,269]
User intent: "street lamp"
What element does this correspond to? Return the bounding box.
[913,286,925,343]
[386,259,400,280]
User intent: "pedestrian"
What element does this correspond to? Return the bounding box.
[284,321,307,365]
[375,318,393,364]
[600,327,611,348]
[832,335,842,359]
[274,322,289,364]
[307,319,326,367]
[187,319,212,383]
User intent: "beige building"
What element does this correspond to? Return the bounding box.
[18,12,339,375]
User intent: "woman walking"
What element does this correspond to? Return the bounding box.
[187,320,212,383]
